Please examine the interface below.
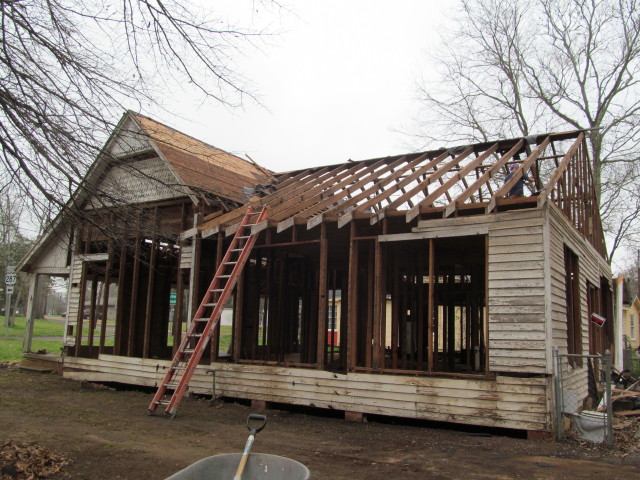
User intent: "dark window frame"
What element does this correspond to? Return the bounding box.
[564,246,582,366]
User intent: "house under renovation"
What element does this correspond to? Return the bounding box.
[20,111,614,436]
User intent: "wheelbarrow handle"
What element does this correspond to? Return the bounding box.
[246,414,267,435]
[233,415,268,480]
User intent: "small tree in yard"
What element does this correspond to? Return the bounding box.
[0,0,271,230]
[415,0,640,261]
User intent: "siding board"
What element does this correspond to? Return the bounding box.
[61,355,550,431]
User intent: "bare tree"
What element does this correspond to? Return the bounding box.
[0,0,271,228]
[0,192,31,325]
[414,0,640,261]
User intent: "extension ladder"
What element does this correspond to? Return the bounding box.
[148,206,268,417]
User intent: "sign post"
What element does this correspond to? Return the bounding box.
[4,266,16,337]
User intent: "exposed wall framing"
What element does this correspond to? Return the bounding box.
[19,118,616,433]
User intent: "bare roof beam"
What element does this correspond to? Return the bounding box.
[405,146,484,222]
[486,136,551,214]
[306,154,415,230]
[443,141,515,218]
[537,133,584,208]
[336,152,439,228]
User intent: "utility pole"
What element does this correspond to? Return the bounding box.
[4,266,16,337]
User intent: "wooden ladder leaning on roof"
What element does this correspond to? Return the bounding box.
[148,206,269,418]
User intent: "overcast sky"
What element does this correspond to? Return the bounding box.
[146,1,451,173]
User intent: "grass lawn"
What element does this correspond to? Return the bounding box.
[0,316,65,361]
[1,318,233,362]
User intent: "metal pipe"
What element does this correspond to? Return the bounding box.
[604,350,613,447]
[557,353,604,359]
[553,347,564,440]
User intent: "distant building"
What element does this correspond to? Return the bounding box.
[623,295,640,350]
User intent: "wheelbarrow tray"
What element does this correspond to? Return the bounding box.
[165,453,310,480]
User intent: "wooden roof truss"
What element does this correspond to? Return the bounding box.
[198,130,606,257]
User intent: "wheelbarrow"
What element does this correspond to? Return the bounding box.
[164,415,310,480]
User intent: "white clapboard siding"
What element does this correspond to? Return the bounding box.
[412,209,548,374]
[85,157,187,208]
[31,229,71,274]
[547,203,611,407]
[63,355,168,388]
[180,245,193,269]
[61,355,550,431]
[108,116,152,157]
[210,363,549,431]
[64,255,84,336]
[487,209,547,374]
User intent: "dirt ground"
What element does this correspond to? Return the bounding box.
[1,365,639,480]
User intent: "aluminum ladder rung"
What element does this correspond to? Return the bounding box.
[148,205,268,417]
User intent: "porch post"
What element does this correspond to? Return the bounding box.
[22,274,39,353]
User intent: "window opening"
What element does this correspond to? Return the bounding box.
[564,246,582,365]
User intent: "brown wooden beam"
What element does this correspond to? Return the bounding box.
[88,272,98,348]
[74,263,88,355]
[346,222,359,369]
[127,232,141,357]
[232,270,244,362]
[307,156,411,230]
[316,223,328,369]
[427,239,434,372]
[98,237,114,353]
[372,238,384,368]
[114,241,127,355]
[143,209,158,358]
[443,141,520,218]
[336,153,437,228]
[486,136,551,213]
[210,232,225,362]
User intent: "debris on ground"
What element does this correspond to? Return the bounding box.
[612,416,640,455]
[0,362,19,370]
[0,441,67,479]
[80,381,113,391]
[565,416,640,455]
